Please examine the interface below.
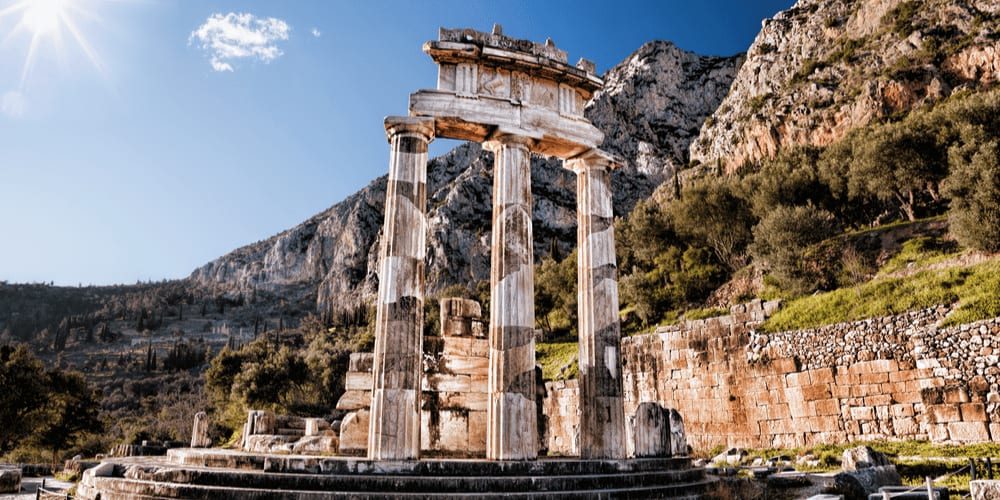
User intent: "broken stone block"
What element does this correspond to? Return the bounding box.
[632,402,670,458]
[841,445,890,471]
[291,435,337,454]
[338,409,369,454]
[668,408,688,456]
[304,418,330,437]
[190,411,211,448]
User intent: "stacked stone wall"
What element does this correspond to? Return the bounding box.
[621,300,1000,450]
[542,379,580,456]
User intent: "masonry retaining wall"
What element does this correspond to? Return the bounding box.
[621,300,1000,450]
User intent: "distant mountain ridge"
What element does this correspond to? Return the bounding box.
[187,40,742,313]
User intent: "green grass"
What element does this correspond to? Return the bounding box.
[761,258,1000,332]
[879,236,961,275]
[536,341,578,381]
[683,307,729,321]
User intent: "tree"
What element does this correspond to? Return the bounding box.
[0,344,48,453]
[670,177,755,271]
[534,250,578,338]
[751,204,841,295]
[845,121,947,221]
[32,370,102,462]
[943,129,1000,252]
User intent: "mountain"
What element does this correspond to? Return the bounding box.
[187,41,742,314]
[689,0,1000,171]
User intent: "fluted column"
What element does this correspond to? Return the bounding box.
[484,133,538,460]
[568,151,626,459]
[368,116,435,461]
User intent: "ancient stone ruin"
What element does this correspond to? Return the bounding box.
[370,24,627,462]
[75,27,706,499]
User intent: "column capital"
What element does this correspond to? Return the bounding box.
[566,148,621,174]
[384,116,436,144]
[483,129,537,153]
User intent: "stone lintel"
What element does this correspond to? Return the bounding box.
[409,91,602,159]
[384,116,436,143]
[566,149,622,173]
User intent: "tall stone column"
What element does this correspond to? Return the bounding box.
[368,116,435,461]
[484,133,538,460]
[568,151,626,459]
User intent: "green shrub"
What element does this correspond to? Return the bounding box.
[751,205,841,296]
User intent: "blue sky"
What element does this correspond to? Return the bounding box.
[0,0,794,286]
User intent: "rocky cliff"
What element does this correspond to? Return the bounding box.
[188,41,740,313]
[689,0,1000,171]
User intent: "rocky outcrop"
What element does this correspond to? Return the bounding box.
[690,0,1000,171]
[188,40,739,314]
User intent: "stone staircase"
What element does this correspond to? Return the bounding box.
[77,449,714,499]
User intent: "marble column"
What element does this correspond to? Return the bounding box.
[568,151,626,459]
[484,133,538,460]
[368,116,435,461]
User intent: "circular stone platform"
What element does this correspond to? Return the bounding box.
[76,448,713,499]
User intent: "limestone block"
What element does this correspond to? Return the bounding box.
[423,374,471,392]
[440,391,488,411]
[304,418,330,437]
[191,411,211,448]
[0,466,21,493]
[971,480,1000,499]
[338,410,370,454]
[833,466,902,499]
[292,435,337,455]
[929,404,962,423]
[841,446,890,470]
[632,402,670,458]
[948,421,990,442]
[438,410,470,451]
[442,356,489,375]
[244,434,293,454]
[345,372,373,391]
[335,390,372,411]
[961,403,988,422]
[468,410,487,452]
[668,408,687,456]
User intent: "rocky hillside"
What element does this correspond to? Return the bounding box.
[188,41,741,313]
[690,0,1000,171]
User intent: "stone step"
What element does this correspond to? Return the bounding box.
[82,473,715,499]
[123,464,705,494]
[168,449,692,476]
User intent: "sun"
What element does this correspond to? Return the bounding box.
[22,0,66,36]
[0,0,109,89]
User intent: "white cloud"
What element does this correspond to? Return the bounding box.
[189,12,290,72]
[2,90,26,118]
[311,28,321,38]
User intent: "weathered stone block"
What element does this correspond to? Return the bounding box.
[345,372,372,391]
[468,410,487,452]
[802,384,832,400]
[191,411,211,448]
[949,421,990,443]
[442,356,489,375]
[423,374,471,392]
[304,418,330,437]
[928,404,961,423]
[971,480,1000,499]
[961,403,987,422]
[813,398,840,416]
[292,435,337,454]
[632,402,670,458]
[338,410,369,454]
[944,386,970,404]
[335,390,371,411]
